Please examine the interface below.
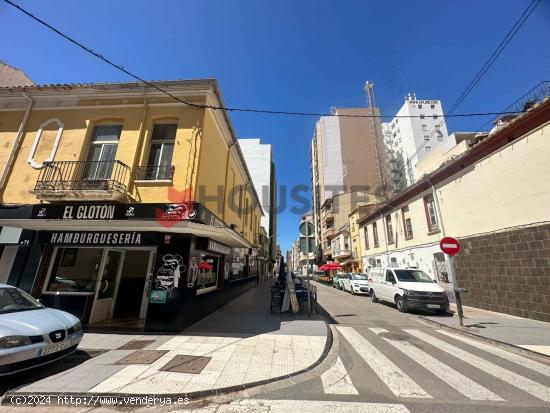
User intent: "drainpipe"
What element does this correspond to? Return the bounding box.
[381,212,389,266]
[0,92,34,193]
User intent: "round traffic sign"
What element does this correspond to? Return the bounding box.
[440,236,460,255]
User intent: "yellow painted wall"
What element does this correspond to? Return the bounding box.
[348,210,363,271]
[0,99,262,245]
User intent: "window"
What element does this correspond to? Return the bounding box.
[437,130,444,141]
[402,206,413,239]
[421,124,427,131]
[146,123,176,180]
[430,104,435,109]
[363,227,369,249]
[433,115,438,119]
[385,215,394,244]
[424,135,430,141]
[238,186,243,218]
[385,270,396,284]
[424,194,439,232]
[84,124,122,180]
[420,114,425,119]
[197,254,220,293]
[372,222,379,247]
[425,146,431,152]
[418,104,422,109]
[45,248,103,293]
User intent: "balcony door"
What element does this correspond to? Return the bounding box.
[84,125,122,181]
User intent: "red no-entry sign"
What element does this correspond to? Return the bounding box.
[440,236,460,255]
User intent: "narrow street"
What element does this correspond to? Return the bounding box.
[247,281,550,413]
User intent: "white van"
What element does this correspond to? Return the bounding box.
[368,267,449,313]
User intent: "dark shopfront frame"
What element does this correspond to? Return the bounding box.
[0,202,257,332]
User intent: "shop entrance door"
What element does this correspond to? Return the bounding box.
[89,249,125,324]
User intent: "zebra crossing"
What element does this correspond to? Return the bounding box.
[322,325,550,405]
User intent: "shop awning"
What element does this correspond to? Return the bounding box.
[0,218,251,249]
[0,203,251,248]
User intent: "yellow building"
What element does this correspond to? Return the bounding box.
[0,79,263,331]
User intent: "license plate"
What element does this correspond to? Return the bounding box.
[42,339,72,356]
[427,304,440,309]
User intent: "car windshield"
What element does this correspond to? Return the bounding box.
[394,270,433,283]
[352,274,368,280]
[0,287,43,314]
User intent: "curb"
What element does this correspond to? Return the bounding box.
[1,321,335,408]
[419,315,550,361]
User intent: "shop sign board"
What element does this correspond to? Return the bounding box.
[29,202,226,228]
[36,231,161,246]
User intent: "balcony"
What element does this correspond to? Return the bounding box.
[333,248,351,259]
[34,160,131,202]
[135,165,175,182]
[322,210,335,224]
[323,227,336,239]
[322,247,332,257]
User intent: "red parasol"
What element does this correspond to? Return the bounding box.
[198,262,213,271]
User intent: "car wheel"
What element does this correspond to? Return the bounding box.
[370,290,378,303]
[396,296,408,313]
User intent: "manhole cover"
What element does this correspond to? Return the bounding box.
[117,340,156,350]
[379,332,410,341]
[116,350,168,365]
[160,355,212,374]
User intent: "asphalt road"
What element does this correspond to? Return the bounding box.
[252,280,550,413]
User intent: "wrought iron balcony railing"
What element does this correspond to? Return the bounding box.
[34,160,131,195]
[135,165,175,181]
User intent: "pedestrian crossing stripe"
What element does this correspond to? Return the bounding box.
[405,328,550,403]
[336,326,431,399]
[369,328,503,401]
[437,329,550,378]
[195,400,412,412]
[321,356,359,395]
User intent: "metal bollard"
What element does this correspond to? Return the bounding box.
[454,288,468,327]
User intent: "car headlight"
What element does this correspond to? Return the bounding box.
[353,283,359,287]
[73,320,82,332]
[402,289,413,296]
[0,336,33,349]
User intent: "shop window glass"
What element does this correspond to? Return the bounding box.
[197,254,219,292]
[45,248,103,293]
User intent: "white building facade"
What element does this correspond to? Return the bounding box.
[382,93,449,186]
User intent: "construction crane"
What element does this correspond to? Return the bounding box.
[364,81,386,195]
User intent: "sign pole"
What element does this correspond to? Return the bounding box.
[439,236,465,327]
[305,225,311,316]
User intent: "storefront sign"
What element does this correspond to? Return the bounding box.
[149,290,167,304]
[207,239,231,255]
[30,203,226,229]
[37,231,160,246]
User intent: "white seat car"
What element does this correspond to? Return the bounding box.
[368,267,449,313]
[0,283,84,376]
[342,273,370,295]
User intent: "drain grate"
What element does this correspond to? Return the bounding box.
[160,355,211,374]
[117,340,156,350]
[116,350,168,365]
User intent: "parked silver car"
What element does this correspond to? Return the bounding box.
[0,283,83,376]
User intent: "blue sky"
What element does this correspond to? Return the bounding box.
[1,0,549,253]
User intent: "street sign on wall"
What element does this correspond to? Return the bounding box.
[439,236,460,256]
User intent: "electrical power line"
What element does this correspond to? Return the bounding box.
[0,0,534,121]
[402,0,541,166]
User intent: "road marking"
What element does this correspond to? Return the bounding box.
[211,399,412,413]
[519,345,550,357]
[321,356,359,395]
[370,328,503,401]
[437,330,550,378]
[336,326,431,399]
[405,329,550,403]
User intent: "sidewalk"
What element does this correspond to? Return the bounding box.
[3,280,328,402]
[421,303,550,356]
